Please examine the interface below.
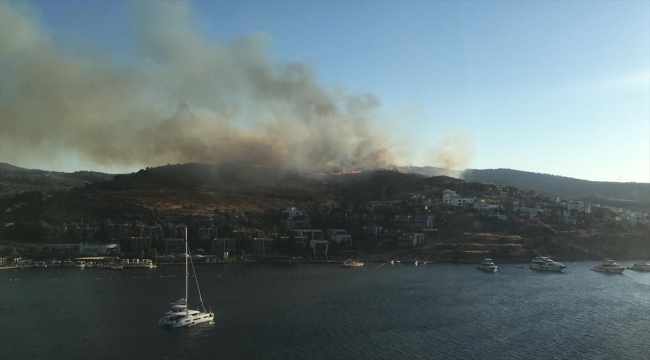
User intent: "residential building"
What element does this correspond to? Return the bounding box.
[333,234,352,246]
[561,211,576,225]
[165,238,185,254]
[369,200,400,209]
[293,229,324,241]
[489,214,507,220]
[279,235,308,247]
[197,227,218,241]
[211,238,236,256]
[79,243,120,254]
[390,214,435,230]
[327,229,347,241]
[442,190,475,207]
[283,207,303,220]
[253,238,274,254]
[473,200,503,211]
[131,237,151,252]
[362,225,383,236]
[325,199,340,208]
[142,225,165,240]
[310,240,329,256]
[39,243,80,253]
[397,233,425,247]
[105,224,128,242]
[75,227,97,243]
[232,230,253,241]
[568,201,585,213]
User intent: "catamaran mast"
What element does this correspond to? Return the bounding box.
[185,226,188,315]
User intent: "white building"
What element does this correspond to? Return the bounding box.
[568,201,585,212]
[515,206,541,219]
[489,214,507,220]
[283,207,303,220]
[442,190,475,207]
[310,240,329,256]
[473,200,503,211]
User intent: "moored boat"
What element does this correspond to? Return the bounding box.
[158,226,213,328]
[341,259,364,267]
[591,259,625,274]
[629,261,650,272]
[477,258,498,273]
[530,256,566,272]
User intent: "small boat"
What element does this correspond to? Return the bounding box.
[390,260,395,265]
[341,259,364,267]
[34,261,48,268]
[50,260,62,267]
[63,260,74,267]
[86,261,96,268]
[158,226,214,328]
[476,258,498,273]
[591,259,625,274]
[530,256,566,272]
[75,261,86,268]
[414,261,419,266]
[629,261,650,272]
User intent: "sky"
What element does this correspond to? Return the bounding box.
[1,0,648,182]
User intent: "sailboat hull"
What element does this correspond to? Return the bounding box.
[172,312,214,328]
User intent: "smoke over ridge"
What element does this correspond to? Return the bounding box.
[0,1,472,173]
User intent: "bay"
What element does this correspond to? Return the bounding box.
[1,261,649,360]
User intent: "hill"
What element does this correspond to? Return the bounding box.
[462,168,649,202]
[0,163,462,223]
[0,162,647,261]
[0,163,114,198]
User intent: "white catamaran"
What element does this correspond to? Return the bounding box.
[158,227,214,328]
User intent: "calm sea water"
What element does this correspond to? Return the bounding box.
[1,261,649,360]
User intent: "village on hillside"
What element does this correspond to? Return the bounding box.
[2,179,648,267]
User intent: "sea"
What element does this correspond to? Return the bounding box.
[1,261,648,360]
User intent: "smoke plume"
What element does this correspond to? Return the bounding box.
[426,132,474,171]
[0,1,471,173]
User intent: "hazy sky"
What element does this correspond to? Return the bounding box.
[2,0,649,182]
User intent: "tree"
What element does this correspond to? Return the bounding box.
[148,247,159,260]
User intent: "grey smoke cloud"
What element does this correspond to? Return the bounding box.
[0,1,472,173]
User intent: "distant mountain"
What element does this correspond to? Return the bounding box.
[0,162,114,198]
[462,168,650,202]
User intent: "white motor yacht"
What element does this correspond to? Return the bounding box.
[477,258,498,273]
[591,260,625,274]
[629,261,650,272]
[158,227,214,328]
[530,256,566,272]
